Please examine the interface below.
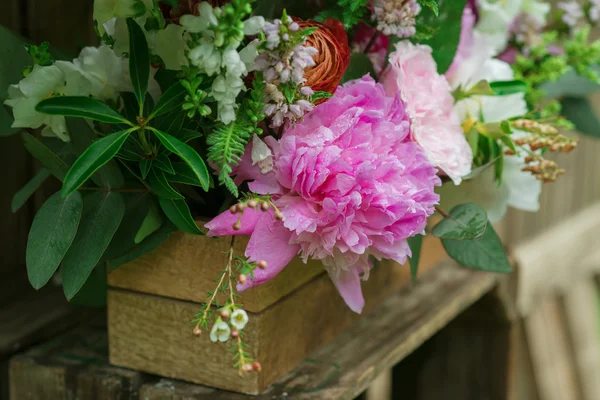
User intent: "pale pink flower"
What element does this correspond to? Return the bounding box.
[381,41,473,184]
[206,76,440,313]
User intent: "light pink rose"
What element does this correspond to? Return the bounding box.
[381,41,473,184]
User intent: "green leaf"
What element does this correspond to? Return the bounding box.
[442,224,511,273]
[151,128,210,191]
[22,133,70,181]
[158,197,203,235]
[407,234,423,282]
[135,203,163,244]
[418,0,467,73]
[489,80,528,96]
[176,128,202,143]
[127,18,150,107]
[541,66,600,98]
[109,220,177,270]
[154,153,175,175]
[561,96,600,138]
[36,96,131,125]
[61,191,126,300]
[11,168,52,213]
[432,203,488,240]
[26,191,83,289]
[67,118,125,189]
[157,110,185,136]
[0,25,33,101]
[0,105,18,136]
[62,129,132,196]
[341,52,376,83]
[140,159,153,179]
[148,168,184,199]
[150,82,187,118]
[169,162,204,186]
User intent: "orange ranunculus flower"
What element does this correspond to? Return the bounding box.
[297,18,350,94]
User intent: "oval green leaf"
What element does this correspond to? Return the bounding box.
[22,133,70,181]
[36,96,131,125]
[169,162,204,186]
[158,197,203,235]
[432,203,488,240]
[489,80,528,96]
[127,18,150,107]
[61,191,126,300]
[12,168,52,213]
[135,203,163,244]
[442,224,512,273]
[151,128,210,191]
[26,191,83,289]
[407,234,423,282]
[150,82,187,118]
[61,129,132,197]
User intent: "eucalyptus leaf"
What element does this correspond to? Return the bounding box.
[541,67,600,98]
[26,191,83,289]
[36,96,131,125]
[150,82,187,118]
[61,191,125,300]
[432,203,488,240]
[407,234,423,282]
[151,128,210,191]
[560,96,600,138]
[11,168,52,213]
[62,129,132,196]
[148,168,184,199]
[127,18,150,107]
[158,197,203,235]
[22,133,70,181]
[442,224,511,273]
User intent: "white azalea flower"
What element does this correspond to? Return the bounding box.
[251,134,274,174]
[209,321,231,342]
[72,45,126,102]
[230,309,249,330]
[5,64,90,142]
[446,35,540,220]
[154,24,189,70]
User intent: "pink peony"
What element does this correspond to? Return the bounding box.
[206,76,440,313]
[380,41,473,184]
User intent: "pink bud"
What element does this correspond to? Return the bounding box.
[252,361,262,372]
[257,260,268,270]
[247,199,257,208]
[229,205,238,214]
[220,309,230,320]
[238,274,247,284]
[193,328,202,337]
[261,202,270,211]
[231,329,240,338]
[232,221,242,231]
[243,363,254,373]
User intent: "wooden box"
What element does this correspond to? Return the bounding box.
[107,227,447,395]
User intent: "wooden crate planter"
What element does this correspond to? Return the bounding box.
[107,226,447,395]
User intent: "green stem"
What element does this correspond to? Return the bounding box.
[138,129,153,155]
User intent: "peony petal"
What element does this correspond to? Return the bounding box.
[328,268,364,314]
[237,213,300,291]
[204,207,262,237]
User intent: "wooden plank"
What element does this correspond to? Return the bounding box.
[525,298,582,400]
[0,286,97,400]
[109,232,445,313]
[108,249,445,395]
[9,324,150,400]
[562,278,600,400]
[133,261,499,399]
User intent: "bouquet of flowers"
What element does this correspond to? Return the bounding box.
[3,0,599,373]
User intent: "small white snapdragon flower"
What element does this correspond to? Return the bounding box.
[180,1,218,33]
[94,0,151,33]
[230,309,249,330]
[251,134,274,174]
[210,320,231,342]
[243,16,265,36]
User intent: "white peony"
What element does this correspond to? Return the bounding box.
[444,36,541,221]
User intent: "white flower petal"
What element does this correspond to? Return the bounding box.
[230,309,249,330]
